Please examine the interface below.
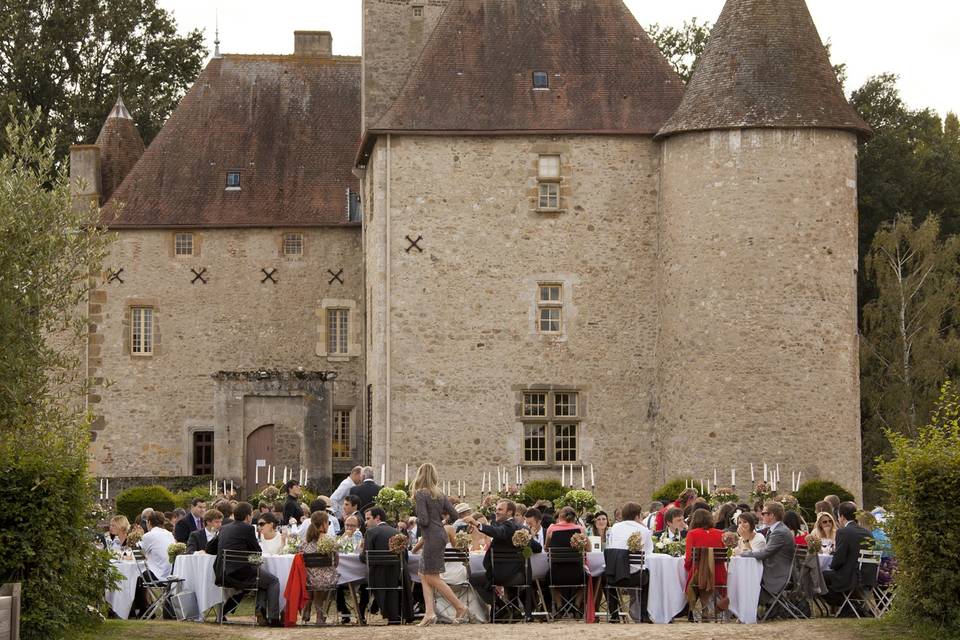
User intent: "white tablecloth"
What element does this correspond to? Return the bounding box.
[105,560,141,619]
[644,554,687,624]
[819,553,832,571]
[727,556,763,624]
[173,553,297,618]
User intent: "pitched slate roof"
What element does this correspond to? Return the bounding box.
[95,97,144,203]
[107,54,361,228]
[369,0,683,136]
[657,0,870,139]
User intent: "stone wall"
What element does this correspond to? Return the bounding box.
[88,226,365,489]
[363,134,662,506]
[657,128,862,499]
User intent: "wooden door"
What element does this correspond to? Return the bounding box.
[245,424,274,496]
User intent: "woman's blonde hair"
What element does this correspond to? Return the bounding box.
[814,511,838,538]
[110,515,130,534]
[412,463,441,499]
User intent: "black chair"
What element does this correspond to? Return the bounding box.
[217,549,262,625]
[490,549,535,623]
[761,546,807,621]
[603,549,646,623]
[131,549,185,620]
[835,549,883,619]
[301,553,340,622]
[691,547,730,623]
[547,548,586,620]
[365,550,408,625]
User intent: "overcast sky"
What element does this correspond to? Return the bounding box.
[159,1,959,119]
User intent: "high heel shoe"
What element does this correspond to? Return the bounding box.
[453,609,471,624]
[418,615,437,626]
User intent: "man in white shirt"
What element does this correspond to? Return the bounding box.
[606,502,653,622]
[330,466,362,517]
[140,511,176,579]
[523,508,546,549]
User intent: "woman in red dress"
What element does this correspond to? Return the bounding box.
[684,508,728,621]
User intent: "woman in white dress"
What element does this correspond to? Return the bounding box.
[257,512,286,555]
[734,512,766,555]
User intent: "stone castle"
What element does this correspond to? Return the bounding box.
[72,0,868,505]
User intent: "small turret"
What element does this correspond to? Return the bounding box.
[94,96,145,203]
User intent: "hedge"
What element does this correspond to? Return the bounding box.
[793,479,855,518]
[115,485,176,522]
[651,477,711,505]
[518,479,566,506]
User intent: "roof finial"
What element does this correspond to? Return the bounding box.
[213,9,221,58]
[108,96,133,120]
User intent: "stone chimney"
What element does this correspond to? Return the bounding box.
[69,145,101,211]
[294,31,332,57]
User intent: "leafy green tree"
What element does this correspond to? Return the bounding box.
[0,110,115,639]
[0,0,206,159]
[860,214,960,500]
[646,19,712,83]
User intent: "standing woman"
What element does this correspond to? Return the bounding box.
[413,463,471,625]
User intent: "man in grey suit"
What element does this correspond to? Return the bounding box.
[742,501,796,603]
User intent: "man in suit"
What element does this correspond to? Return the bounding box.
[823,501,873,608]
[206,502,281,626]
[742,501,796,607]
[174,498,207,543]
[362,507,405,624]
[349,466,382,513]
[654,507,688,542]
[185,508,222,554]
[463,499,542,621]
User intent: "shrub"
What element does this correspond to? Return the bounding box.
[651,478,711,505]
[172,485,215,510]
[519,479,566,506]
[877,381,960,632]
[115,485,176,522]
[793,479,854,518]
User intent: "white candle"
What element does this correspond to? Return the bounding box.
[714,468,718,487]
[700,479,704,494]
[505,470,510,488]
[763,463,768,482]
[561,465,565,487]
[255,466,259,484]
[796,471,801,490]
[590,464,595,487]
[776,463,780,482]
[106,479,109,500]
[304,468,308,485]
[230,480,234,494]
[731,467,736,487]
[581,465,585,489]
[750,463,755,481]
[497,466,502,488]
[381,463,385,484]
[405,464,409,486]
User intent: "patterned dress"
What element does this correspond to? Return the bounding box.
[300,535,339,590]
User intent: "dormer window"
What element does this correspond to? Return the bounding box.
[533,71,549,89]
[412,4,423,17]
[226,170,241,190]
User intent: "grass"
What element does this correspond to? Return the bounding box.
[841,617,950,640]
[73,619,250,640]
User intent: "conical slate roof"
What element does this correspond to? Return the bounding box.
[96,97,145,202]
[657,0,870,139]
[372,0,684,134]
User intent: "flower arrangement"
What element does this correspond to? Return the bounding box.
[453,531,472,552]
[127,529,143,547]
[376,487,413,522]
[247,554,264,566]
[749,481,775,506]
[337,534,358,554]
[653,536,685,557]
[721,531,739,558]
[806,536,823,554]
[557,489,598,515]
[569,532,591,554]
[167,542,187,564]
[512,528,533,559]
[388,533,408,555]
[283,536,301,555]
[315,535,337,556]
[627,532,646,553]
[775,493,800,512]
[709,487,740,508]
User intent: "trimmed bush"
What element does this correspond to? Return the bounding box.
[651,478,711,505]
[794,479,854,518]
[173,485,215,510]
[877,381,960,632]
[115,485,176,522]
[519,479,566,506]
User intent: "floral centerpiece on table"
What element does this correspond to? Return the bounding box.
[388,533,409,555]
[557,489,598,516]
[749,481,775,506]
[569,532,591,554]
[478,494,498,519]
[453,532,472,552]
[250,484,281,509]
[806,536,823,554]
[775,493,800,513]
[167,542,187,564]
[512,528,533,559]
[283,536,301,555]
[375,487,413,523]
[653,535,685,557]
[127,529,143,548]
[627,532,646,554]
[708,487,740,508]
[314,535,337,557]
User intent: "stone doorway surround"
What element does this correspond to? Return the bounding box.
[212,369,336,495]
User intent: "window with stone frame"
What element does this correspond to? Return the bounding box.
[537,154,561,210]
[174,232,194,256]
[327,308,349,354]
[283,232,303,256]
[522,390,580,463]
[226,170,241,189]
[537,283,563,334]
[131,306,154,355]
[412,4,424,17]
[192,431,214,475]
[332,409,351,459]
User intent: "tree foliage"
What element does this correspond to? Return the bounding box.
[646,19,712,83]
[0,0,206,159]
[0,110,115,639]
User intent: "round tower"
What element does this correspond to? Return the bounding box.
[654,0,870,498]
[95,96,144,203]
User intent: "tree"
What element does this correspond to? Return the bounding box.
[646,19,712,83]
[0,110,115,639]
[860,214,960,500]
[0,0,206,160]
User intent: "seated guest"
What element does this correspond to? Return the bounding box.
[814,500,833,518]
[545,506,587,613]
[524,509,546,548]
[655,507,687,542]
[742,502,796,607]
[469,514,491,552]
[714,503,738,533]
[405,517,419,544]
[655,489,698,532]
[162,512,176,532]
[453,503,473,532]
[363,507,407,624]
[186,508,223,554]
[588,510,611,549]
[856,511,891,556]
[341,495,364,534]
[545,506,586,545]
[643,502,663,530]
[823,495,841,520]
[605,501,653,622]
[808,512,838,554]
[734,512,765,555]
[823,502,872,608]
[207,502,281,626]
[782,510,808,546]
[140,511,176,579]
[513,504,528,526]
[335,514,369,623]
[257,512,285,555]
[215,500,234,525]
[175,498,207,543]
[108,515,130,551]
[534,500,556,530]
[684,509,727,621]
[300,511,339,625]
